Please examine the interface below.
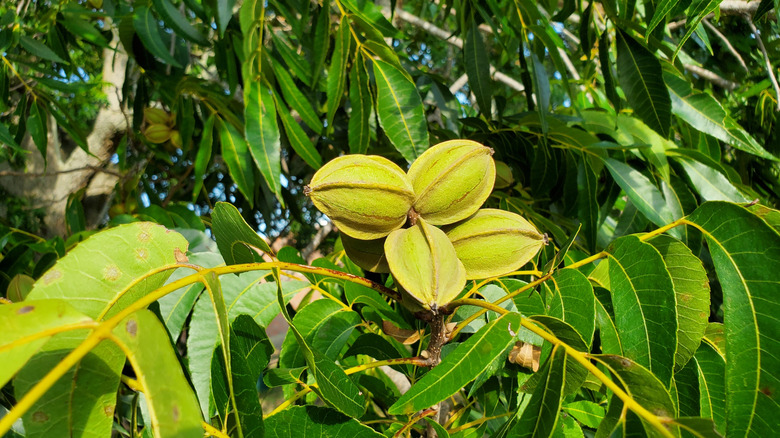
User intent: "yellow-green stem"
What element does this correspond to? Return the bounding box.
[520,318,674,438]
[449,411,513,433]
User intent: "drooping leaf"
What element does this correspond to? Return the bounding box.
[577,158,599,254]
[112,310,203,437]
[646,0,676,36]
[464,19,492,114]
[192,114,214,201]
[326,17,351,127]
[686,202,780,436]
[677,158,749,203]
[389,312,522,415]
[695,340,726,434]
[133,6,183,68]
[562,400,605,429]
[265,406,384,437]
[275,97,322,170]
[615,28,670,137]
[19,36,68,64]
[595,354,677,419]
[27,101,48,162]
[244,81,284,206]
[348,54,372,155]
[603,158,676,228]
[215,0,235,37]
[673,0,724,60]
[217,119,255,206]
[152,0,209,45]
[212,201,274,264]
[589,235,677,386]
[373,59,429,162]
[664,71,777,161]
[271,61,322,134]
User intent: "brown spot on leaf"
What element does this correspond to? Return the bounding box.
[680,293,692,303]
[104,405,115,416]
[17,305,34,314]
[172,405,180,422]
[174,248,188,263]
[135,247,149,261]
[103,265,122,281]
[137,231,151,242]
[620,358,632,367]
[31,411,49,423]
[43,269,62,285]
[760,387,773,397]
[126,319,137,337]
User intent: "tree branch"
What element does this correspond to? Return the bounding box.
[683,64,739,90]
[703,18,748,73]
[746,18,780,111]
[0,165,122,178]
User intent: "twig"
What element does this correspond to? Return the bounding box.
[392,8,525,93]
[0,165,123,178]
[703,18,748,72]
[683,64,739,90]
[746,18,780,111]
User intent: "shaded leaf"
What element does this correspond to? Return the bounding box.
[464,19,492,114]
[511,347,566,437]
[192,114,214,201]
[153,0,209,45]
[326,17,351,127]
[389,312,522,415]
[548,269,595,349]
[272,61,322,134]
[275,97,322,170]
[348,54,372,155]
[217,119,255,206]
[265,406,383,437]
[603,158,676,228]
[212,201,273,264]
[615,28,670,137]
[133,6,183,68]
[19,36,68,63]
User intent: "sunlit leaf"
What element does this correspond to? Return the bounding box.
[265,406,383,437]
[217,119,255,206]
[245,82,283,206]
[212,201,273,264]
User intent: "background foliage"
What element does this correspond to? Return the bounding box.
[1,0,779,437]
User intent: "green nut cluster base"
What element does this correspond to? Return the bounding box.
[305,140,546,312]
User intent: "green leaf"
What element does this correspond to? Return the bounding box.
[326,17,351,127]
[348,54,372,154]
[192,114,214,201]
[340,0,400,38]
[599,32,621,111]
[27,222,188,319]
[589,235,677,386]
[217,119,255,206]
[674,356,701,418]
[133,6,183,68]
[603,158,676,228]
[0,122,21,150]
[153,0,209,45]
[27,101,48,163]
[677,158,749,203]
[264,367,306,387]
[562,400,605,429]
[215,0,235,37]
[15,336,124,438]
[595,354,677,420]
[274,271,365,418]
[664,71,777,161]
[548,269,595,349]
[577,158,599,254]
[187,272,308,416]
[647,235,710,370]
[373,59,429,162]
[157,252,224,341]
[695,341,726,434]
[19,36,68,63]
[275,97,322,170]
[686,202,780,436]
[279,300,361,368]
[389,312,522,415]
[615,28,670,137]
[60,13,110,47]
[245,82,283,206]
[271,61,322,134]
[112,310,203,437]
[212,202,273,264]
[0,300,92,388]
[530,52,551,133]
[646,0,676,36]
[271,32,312,87]
[310,1,331,86]
[510,347,566,437]
[668,417,722,438]
[528,316,589,396]
[265,406,384,437]
[464,20,492,114]
[673,0,722,60]
[225,315,272,436]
